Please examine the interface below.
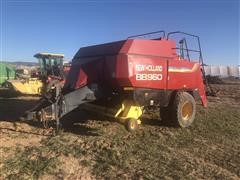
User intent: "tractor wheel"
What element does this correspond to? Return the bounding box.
[170,92,196,128]
[126,118,138,132]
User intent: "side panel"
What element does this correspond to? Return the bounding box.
[115,54,131,87]
[122,39,176,58]
[65,55,121,97]
[126,55,168,89]
[168,60,201,89]
[167,60,207,107]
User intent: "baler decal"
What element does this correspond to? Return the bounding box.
[168,64,199,73]
[135,64,163,81]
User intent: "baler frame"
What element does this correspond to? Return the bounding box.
[128,30,166,39]
[167,31,213,93]
[167,31,204,65]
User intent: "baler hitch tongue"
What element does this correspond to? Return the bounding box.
[20,111,36,121]
[20,86,96,133]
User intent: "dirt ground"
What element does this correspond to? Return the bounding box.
[0,78,240,179]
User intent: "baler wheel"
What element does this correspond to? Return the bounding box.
[171,92,196,128]
[126,118,138,132]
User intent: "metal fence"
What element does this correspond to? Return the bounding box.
[203,65,240,77]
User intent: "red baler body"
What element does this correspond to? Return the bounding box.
[65,38,207,107]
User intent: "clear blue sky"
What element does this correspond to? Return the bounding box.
[0,0,239,65]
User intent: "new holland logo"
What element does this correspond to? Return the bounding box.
[135,64,163,81]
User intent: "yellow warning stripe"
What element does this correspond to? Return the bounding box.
[168,63,199,73]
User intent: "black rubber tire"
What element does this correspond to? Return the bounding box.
[171,92,196,128]
[126,118,138,132]
[160,92,196,127]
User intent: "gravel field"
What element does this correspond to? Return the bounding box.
[0,79,240,179]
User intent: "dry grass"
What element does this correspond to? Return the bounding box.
[0,81,240,179]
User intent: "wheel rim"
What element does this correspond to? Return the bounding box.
[130,121,135,129]
[181,101,193,121]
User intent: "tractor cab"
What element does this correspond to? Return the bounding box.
[34,53,64,80]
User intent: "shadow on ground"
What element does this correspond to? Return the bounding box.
[0,96,109,136]
[60,108,104,136]
[0,93,171,137]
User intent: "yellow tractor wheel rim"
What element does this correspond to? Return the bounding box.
[130,121,135,129]
[182,102,193,121]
